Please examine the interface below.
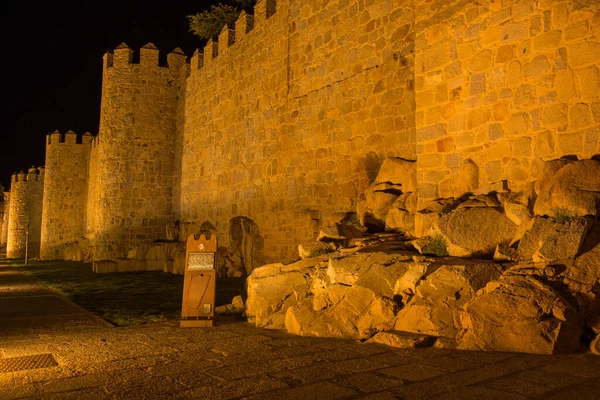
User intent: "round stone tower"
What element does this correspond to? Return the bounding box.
[91,42,187,261]
[1,191,10,245]
[40,130,93,260]
[6,167,44,259]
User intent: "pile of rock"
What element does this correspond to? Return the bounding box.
[245,157,600,355]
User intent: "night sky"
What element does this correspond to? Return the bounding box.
[1,1,219,189]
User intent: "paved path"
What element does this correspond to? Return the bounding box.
[1,259,600,399]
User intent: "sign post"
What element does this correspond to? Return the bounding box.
[180,233,217,328]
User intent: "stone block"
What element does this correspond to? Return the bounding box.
[93,260,117,274]
[532,30,563,51]
[576,66,600,100]
[542,102,568,130]
[569,41,600,67]
[507,112,530,136]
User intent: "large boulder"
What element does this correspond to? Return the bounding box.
[457,275,582,354]
[374,157,417,192]
[357,187,399,232]
[246,259,320,328]
[517,216,593,261]
[414,198,461,237]
[431,207,517,257]
[394,262,502,338]
[534,159,600,218]
[357,158,417,232]
[386,192,418,235]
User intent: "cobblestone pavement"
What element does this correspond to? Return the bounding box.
[1,260,600,399]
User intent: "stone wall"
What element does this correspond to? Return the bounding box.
[85,135,100,240]
[413,0,600,207]
[6,168,44,259]
[90,43,188,261]
[40,131,93,260]
[1,191,9,245]
[180,0,417,264]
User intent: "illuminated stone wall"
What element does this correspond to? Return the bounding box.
[90,43,188,261]
[6,168,44,259]
[180,0,417,264]
[1,191,9,245]
[40,131,93,260]
[413,0,600,207]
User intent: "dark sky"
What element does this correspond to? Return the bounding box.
[1,1,218,189]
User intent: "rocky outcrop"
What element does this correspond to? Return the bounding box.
[457,275,582,355]
[431,207,517,257]
[395,262,502,338]
[517,217,593,262]
[357,158,416,232]
[534,159,600,218]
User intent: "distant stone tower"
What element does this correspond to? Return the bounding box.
[90,43,187,261]
[6,167,44,259]
[1,191,9,245]
[40,130,93,260]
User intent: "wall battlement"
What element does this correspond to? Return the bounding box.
[103,42,188,71]
[46,130,93,146]
[189,0,277,71]
[11,167,44,183]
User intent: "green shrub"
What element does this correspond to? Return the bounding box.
[188,0,257,40]
[422,234,449,257]
[551,207,575,223]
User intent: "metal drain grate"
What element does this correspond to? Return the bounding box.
[0,353,58,373]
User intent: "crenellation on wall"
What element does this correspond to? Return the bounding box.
[112,42,133,66]
[190,49,204,70]
[235,11,255,39]
[204,39,218,64]
[140,42,160,67]
[218,26,236,55]
[168,47,187,70]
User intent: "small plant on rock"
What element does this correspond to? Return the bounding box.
[551,207,575,224]
[422,234,449,257]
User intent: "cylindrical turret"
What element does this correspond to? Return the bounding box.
[40,130,93,260]
[91,42,187,261]
[6,168,44,259]
[1,191,9,245]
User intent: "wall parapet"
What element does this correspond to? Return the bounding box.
[189,0,279,74]
[103,42,188,72]
[46,130,93,145]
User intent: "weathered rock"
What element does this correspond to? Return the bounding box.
[533,217,594,262]
[414,198,461,237]
[456,194,501,209]
[534,158,574,195]
[386,192,418,234]
[367,331,435,348]
[591,334,600,355]
[518,216,593,261]
[357,188,399,232]
[245,261,314,329]
[534,159,600,218]
[394,262,502,338]
[229,216,265,276]
[503,202,533,226]
[457,275,582,355]
[374,157,417,192]
[493,243,519,262]
[298,242,334,259]
[432,207,517,257]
